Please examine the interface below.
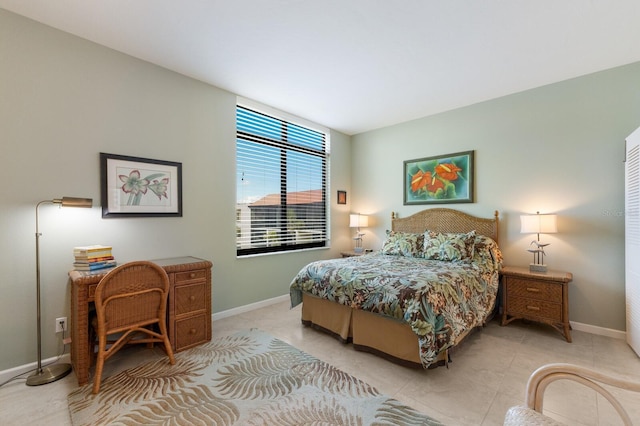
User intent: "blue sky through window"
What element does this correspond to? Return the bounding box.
[236,107,325,205]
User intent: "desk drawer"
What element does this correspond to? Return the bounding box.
[507,295,562,321]
[175,313,209,351]
[88,284,98,300]
[175,269,207,284]
[175,282,206,315]
[507,277,561,302]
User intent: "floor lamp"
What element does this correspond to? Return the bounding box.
[26,196,93,386]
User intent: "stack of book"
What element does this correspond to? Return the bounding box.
[73,245,116,272]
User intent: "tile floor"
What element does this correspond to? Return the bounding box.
[1,299,639,425]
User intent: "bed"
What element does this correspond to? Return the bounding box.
[289,208,502,369]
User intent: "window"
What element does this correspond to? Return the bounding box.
[236,104,329,256]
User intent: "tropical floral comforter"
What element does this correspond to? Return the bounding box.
[289,236,502,369]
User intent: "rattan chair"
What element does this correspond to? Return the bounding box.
[91,261,175,394]
[504,363,640,426]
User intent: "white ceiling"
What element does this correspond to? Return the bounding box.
[2,1,640,135]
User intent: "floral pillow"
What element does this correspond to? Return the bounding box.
[423,230,476,262]
[473,234,503,271]
[381,231,424,258]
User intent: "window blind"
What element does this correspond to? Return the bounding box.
[236,105,328,255]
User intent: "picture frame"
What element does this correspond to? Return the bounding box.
[337,190,347,205]
[403,150,474,205]
[100,153,182,218]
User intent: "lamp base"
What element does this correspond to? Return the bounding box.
[529,263,548,273]
[26,363,72,386]
[353,247,364,253]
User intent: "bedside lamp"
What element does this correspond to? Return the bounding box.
[349,213,369,253]
[27,196,93,386]
[520,211,557,273]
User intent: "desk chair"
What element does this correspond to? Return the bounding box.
[92,261,175,394]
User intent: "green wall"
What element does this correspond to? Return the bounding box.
[0,10,352,371]
[351,62,640,332]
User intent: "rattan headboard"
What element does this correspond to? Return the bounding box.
[391,208,499,243]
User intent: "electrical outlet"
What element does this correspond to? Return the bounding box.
[55,317,67,333]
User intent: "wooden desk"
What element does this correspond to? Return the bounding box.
[69,256,213,386]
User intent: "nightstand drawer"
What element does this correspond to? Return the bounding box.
[175,282,207,315]
[507,277,562,302]
[507,295,562,321]
[175,313,209,351]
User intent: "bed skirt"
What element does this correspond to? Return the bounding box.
[301,293,451,369]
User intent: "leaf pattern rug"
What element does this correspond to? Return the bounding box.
[68,329,443,425]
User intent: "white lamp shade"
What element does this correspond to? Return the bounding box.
[349,214,369,228]
[520,214,557,234]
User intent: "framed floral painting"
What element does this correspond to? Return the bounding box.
[404,150,474,205]
[100,153,182,218]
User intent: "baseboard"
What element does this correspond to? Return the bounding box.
[0,353,71,386]
[570,321,626,340]
[212,294,289,321]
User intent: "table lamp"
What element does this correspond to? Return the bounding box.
[520,211,557,273]
[349,213,369,253]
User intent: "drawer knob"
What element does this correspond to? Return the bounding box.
[190,295,196,302]
[189,328,197,334]
[527,305,541,311]
[190,272,196,279]
[526,287,540,293]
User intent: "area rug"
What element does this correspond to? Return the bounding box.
[68,328,443,425]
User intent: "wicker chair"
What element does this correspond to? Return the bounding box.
[504,363,640,426]
[91,261,176,394]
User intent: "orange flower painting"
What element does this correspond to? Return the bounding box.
[404,151,474,205]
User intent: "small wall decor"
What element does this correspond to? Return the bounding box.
[404,150,474,205]
[100,153,182,218]
[337,190,347,205]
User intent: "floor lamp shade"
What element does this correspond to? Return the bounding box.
[26,196,93,386]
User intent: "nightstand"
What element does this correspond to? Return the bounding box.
[501,265,573,342]
[340,251,364,258]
